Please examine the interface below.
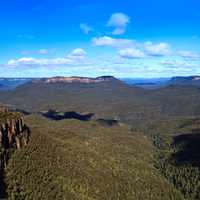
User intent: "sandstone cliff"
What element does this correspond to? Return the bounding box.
[0,112,30,198]
[32,76,117,84]
[0,113,30,169]
[0,117,30,150]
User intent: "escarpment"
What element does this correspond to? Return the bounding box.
[0,116,30,150]
[0,112,30,173]
[0,110,30,198]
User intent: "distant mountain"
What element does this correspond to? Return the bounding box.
[1,76,200,200]
[0,76,152,120]
[0,83,5,89]
[121,78,170,89]
[1,76,200,122]
[121,76,200,88]
[33,76,118,84]
[0,78,33,90]
[168,76,200,86]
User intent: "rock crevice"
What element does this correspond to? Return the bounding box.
[0,117,30,150]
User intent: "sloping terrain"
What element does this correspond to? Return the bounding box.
[132,116,200,200]
[0,78,33,91]
[1,77,200,123]
[5,114,184,200]
[0,77,157,120]
[0,110,30,199]
[1,77,200,199]
[168,76,200,87]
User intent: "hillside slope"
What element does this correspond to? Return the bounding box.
[1,77,200,121]
[5,115,184,200]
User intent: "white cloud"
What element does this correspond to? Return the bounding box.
[144,42,171,56]
[107,13,130,35]
[118,48,145,59]
[92,37,173,58]
[92,36,135,48]
[67,48,87,59]
[80,23,93,34]
[112,28,126,35]
[8,48,87,67]
[8,57,40,66]
[178,51,200,59]
[8,57,73,66]
[108,13,130,27]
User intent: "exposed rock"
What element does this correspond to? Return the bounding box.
[0,116,30,150]
[0,105,8,112]
[33,76,117,84]
[0,113,30,177]
[0,113,30,197]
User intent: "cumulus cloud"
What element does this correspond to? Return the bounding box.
[144,42,171,56]
[8,57,73,66]
[8,57,39,66]
[92,36,135,48]
[92,37,174,58]
[8,48,87,67]
[118,48,145,59]
[92,37,176,59]
[80,23,93,34]
[67,48,87,59]
[107,13,130,35]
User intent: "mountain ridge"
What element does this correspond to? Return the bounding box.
[32,76,119,84]
[168,76,200,86]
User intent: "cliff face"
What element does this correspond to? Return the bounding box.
[0,114,30,171]
[0,117,30,150]
[0,105,8,112]
[0,113,30,198]
[32,76,117,84]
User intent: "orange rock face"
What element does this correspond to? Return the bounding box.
[0,117,30,150]
[33,76,116,84]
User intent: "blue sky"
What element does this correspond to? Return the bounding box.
[0,0,200,77]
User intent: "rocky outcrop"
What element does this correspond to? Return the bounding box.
[0,117,30,150]
[0,114,30,197]
[0,105,8,112]
[0,114,30,170]
[33,76,117,84]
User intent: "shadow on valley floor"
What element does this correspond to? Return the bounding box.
[96,119,119,127]
[172,131,200,167]
[41,109,95,121]
[41,109,120,127]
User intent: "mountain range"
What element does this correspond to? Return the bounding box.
[1,75,200,91]
[1,75,200,200]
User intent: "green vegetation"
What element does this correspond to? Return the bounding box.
[1,79,200,199]
[5,115,183,200]
[1,80,200,121]
[0,112,22,123]
[133,117,200,200]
